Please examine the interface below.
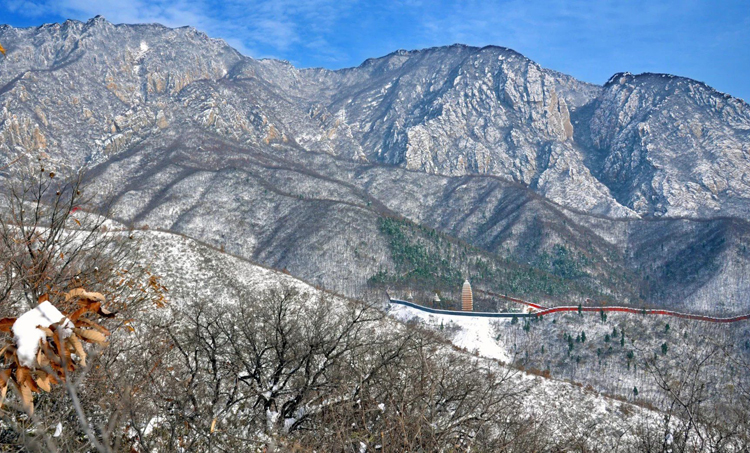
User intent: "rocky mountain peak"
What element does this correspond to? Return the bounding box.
[0,18,748,220]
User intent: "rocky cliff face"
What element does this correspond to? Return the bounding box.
[3,18,749,220]
[0,18,244,164]
[2,17,750,312]
[586,72,750,218]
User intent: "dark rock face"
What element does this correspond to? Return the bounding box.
[2,18,750,313]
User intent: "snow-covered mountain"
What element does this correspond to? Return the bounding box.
[2,17,750,314]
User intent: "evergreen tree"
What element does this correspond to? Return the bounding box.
[661,342,668,355]
[581,331,586,343]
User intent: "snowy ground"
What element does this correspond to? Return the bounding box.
[388,302,512,363]
[134,230,671,449]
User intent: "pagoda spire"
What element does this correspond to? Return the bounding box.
[461,280,473,311]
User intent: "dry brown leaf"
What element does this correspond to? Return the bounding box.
[67,289,105,303]
[62,347,74,370]
[76,318,110,335]
[64,288,87,301]
[54,332,66,368]
[38,294,49,304]
[0,369,11,388]
[0,318,15,333]
[35,344,49,368]
[77,329,107,345]
[33,371,51,392]
[68,334,87,367]
[3,345,15,361]
[24,374,39,393]
[18,382,33,415]
[37,326,54,337]
[67,307,88,322]
[16,366,29,386]
[86,301,101,314]
[40,341,60,366]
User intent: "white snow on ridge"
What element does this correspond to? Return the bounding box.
[389,303,512,363]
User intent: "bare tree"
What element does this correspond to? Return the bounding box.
[637,337,750,452]
[129,283,550,452]
[0,163,167,452]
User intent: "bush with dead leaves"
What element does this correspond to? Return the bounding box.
[0,289,114,415]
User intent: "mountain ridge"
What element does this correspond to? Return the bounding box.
[1,17,750,314]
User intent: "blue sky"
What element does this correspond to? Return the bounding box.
[2,0,749,101]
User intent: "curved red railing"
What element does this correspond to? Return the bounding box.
[398,290,750,323]
[533,305,750,323]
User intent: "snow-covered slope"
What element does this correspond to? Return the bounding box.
[132,229,667,449]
